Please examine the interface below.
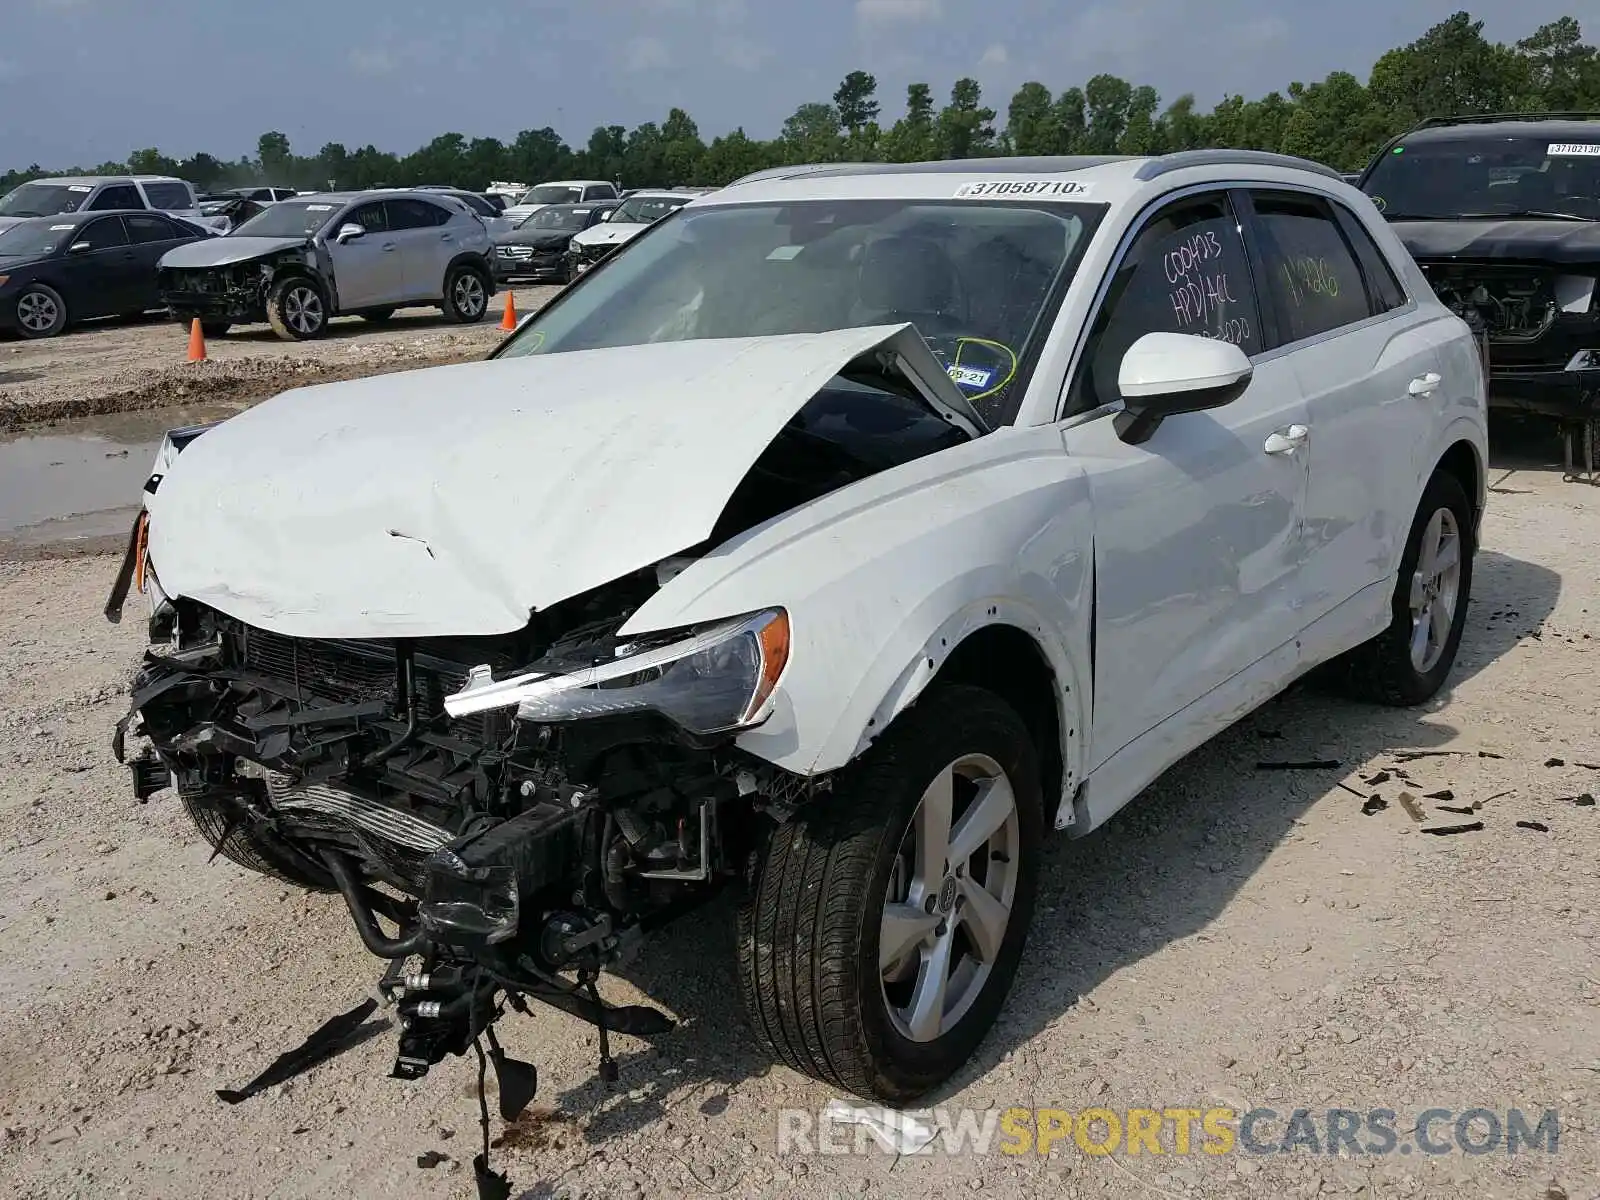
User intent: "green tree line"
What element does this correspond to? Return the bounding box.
[4,12,1597,197]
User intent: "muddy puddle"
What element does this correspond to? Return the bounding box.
[0,403,246,549]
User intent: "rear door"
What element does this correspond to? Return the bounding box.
[1238,188,1442,627]
[384,198,454,300]
[123,213,196,312]
[324,201,399,309]
[87,183,144,212]
[1058,188,1313,767]
[59,216,140,317]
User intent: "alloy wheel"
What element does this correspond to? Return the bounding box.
[1407,505,1462,673]
[879,753,1020,1043]
[284,285,323,335]
[18,291,60,334]
[454,273,486,317]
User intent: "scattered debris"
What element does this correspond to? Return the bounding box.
[1336,781,1367,798]
[1424,789,1455,802]
[1517,820,1551,832]
[1421,817,1485,836]
[1568,794,1596,808]
[1361,796,1388,816]
[1397,793,1427,823]
[416,1150,450,1169]
[1436,803,1478,816]
[1255,760,1342,771]
[1546,758,1566,768]
[1365,770,1393,786]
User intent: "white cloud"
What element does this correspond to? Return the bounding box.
[979,43,1008,67]
[348,46,400,76]
[622,35,670,72]
[855,0,942,26]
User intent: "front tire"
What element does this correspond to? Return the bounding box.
[14,283,68,339]
[266,276,328,341]
[442,264,489,323]
[1330,470,1474,705]
[737,685,1042,1104]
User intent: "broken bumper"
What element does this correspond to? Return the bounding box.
[1488,364,1600,421]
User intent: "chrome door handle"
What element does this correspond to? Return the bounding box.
[382,242,397,251]
[1408,371,1442,396]
[440,234,453,242]
[1264,424,1310,455]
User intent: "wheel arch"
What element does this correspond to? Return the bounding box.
[446,250,494,285]
[1434,436,1485,542]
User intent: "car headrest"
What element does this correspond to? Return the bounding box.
[857,235,954,313]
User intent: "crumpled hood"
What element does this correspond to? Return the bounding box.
[146,325,981,639]
[573,222,647,248]
[1392,217,1600,266]
[158,235,309,269]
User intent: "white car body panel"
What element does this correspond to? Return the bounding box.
[141,154,1489,843]
[145,325,978,641]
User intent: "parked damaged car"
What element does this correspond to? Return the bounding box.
[1360,114,1600,476]
[107,152,1486,1190]
[156,190,494,340]
[493,200,617,283]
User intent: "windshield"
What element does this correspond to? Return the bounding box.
[1363,136,1600,220]
[522,205,592,231]
[499,198,1097,425]
[521,185,583,206]
[0,182,95,218]
[612,195,689,224]
[229,201,340,238]
[0,220,74,257]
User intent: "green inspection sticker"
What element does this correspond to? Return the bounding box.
[1393,146,1405,154]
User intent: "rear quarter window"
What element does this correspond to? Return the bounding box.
[1248,191,1376,344]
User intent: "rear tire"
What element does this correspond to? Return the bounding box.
[14,283,67,339]
[736,685,1042,1104]
[266,276,328,341]
[442,264,490,323]
[1328,470,1474,705]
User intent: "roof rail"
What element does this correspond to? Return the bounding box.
[1411,111,1600,130]
[1135,149,1343,181]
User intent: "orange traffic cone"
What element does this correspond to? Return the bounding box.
[499,290,518,331]
[186,318,207,362]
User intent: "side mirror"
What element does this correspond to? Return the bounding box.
[69,241,92,254]
[1115,332,1253,445]
[335,223,366,245]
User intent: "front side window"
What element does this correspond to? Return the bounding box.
[89,184,143,211]
[583,184,617,200]
[76,216,130,250]
[1249,192,1374,344]
[140,181,194,210]
[1361,135,1600,220]
[1070,192,1261,415]
[498,197,1099,426]
[523,185,583,205]
[126,213,183,243]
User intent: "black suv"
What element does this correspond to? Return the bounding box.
[1358,113,1600,471]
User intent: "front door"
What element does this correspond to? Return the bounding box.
[324,201,400,310]
[60,216,141,318]
[122,213,194,312]
[1059,189,1312,768]
[383,198,453,301]
[1239,189,1445,623]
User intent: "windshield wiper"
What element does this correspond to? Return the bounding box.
[1453,210,1593,222]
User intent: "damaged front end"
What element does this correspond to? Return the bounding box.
[159,243,319,327]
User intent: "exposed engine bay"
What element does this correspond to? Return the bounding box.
[1421,260,1588,340]
[106,348,976,1192]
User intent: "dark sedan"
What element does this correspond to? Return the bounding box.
[493,200,618,283]
[0,210,212,338]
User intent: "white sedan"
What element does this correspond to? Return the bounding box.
[112,150,1485,1114]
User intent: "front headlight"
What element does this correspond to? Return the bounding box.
[444,608,790,736]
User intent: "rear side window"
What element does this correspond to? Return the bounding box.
[77,216,130,249]
[89,184,143,211]
[1070,191,1261,415]
[1333,205,1407,313]
[140,181,194,210]
[455,192,496,217]
[584,184,616,200]
[1248,192,1375,344]
[126,213,183,243]
[386,198,450,229]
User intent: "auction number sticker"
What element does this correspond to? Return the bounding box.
[1549,143,1600,156]
[954,179,1093,198]
[948,364,994,390]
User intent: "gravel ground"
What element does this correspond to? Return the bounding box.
[0,454,1597,1200]
[0,286,561,430]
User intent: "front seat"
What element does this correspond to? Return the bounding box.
[853,235,965,340]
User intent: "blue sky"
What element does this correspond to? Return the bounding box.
[1,0,1593,170]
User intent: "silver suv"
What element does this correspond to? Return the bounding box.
[155,190,496,340]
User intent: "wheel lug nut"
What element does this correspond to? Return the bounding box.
[924,895,938,915]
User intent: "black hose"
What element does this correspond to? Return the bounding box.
[319,850,429,959]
